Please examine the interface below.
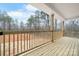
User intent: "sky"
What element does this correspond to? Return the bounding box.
[0,3,38,24]
[0,3,25,11]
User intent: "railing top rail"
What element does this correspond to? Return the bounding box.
[0,30,53,35]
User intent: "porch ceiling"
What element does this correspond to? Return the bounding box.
[45,3,79,19]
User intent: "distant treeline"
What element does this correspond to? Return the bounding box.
[0,10,51,32]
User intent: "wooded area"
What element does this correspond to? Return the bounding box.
[0,10,50,33]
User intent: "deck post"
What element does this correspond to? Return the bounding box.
[62,20,64,36]
[51,14,54,42]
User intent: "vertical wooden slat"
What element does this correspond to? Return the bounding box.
[25,33,26,50]
[34,32,35,47]
[8,22,10,56]
[24,32,25,50]
[20,32,22,52]
[3,33,5,56]
[0,41,1,56]
[52,31,53,42]
[32,32,33,48]
[27,32,28,50]
[33,32,35,47]
[42,32,44,44]
[39,32,40,45]
[62,21,64,36]
[13,33,15,55]
[3,21,5,56]
[8,33,10,56]
[17,33,19,53]
[28,33,30,49]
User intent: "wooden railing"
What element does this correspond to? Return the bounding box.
[0,30,53,56]
[64,32,79,38]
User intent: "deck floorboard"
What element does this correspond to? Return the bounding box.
[20,37,79,56]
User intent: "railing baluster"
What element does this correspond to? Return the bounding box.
[9,33,10,56]
[29,33,30,49]
[13,33,15,55]
[24,33,25,50]
[0,40,1,56]
[34,32,35,47]
[3,21,5,56]
[33,32,34,47]
[17,34,19,54]
[3,32,5,56]
[8,21,11,56]
[32,32,33,48]
[25,33,26,50]
[21,32,22,52]
[27,32,28,50]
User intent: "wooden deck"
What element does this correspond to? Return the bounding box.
[20,37,79,56]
